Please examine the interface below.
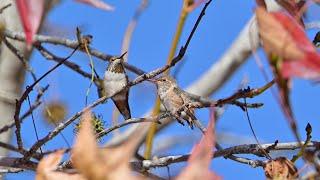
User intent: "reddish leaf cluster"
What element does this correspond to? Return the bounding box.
[256,7,320,80]
[256,2,320,126]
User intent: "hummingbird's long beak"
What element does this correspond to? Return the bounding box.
[118,51,127,59]
[147,78,157,83]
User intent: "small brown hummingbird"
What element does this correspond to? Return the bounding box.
[104,52,131,120]
[151,75,198,128]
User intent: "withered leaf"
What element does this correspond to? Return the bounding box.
[264,157,298,179]
[36,150,85,180]
[72,111,146,180]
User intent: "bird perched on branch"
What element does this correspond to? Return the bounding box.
[104,52,131,120]
[151,75,200,129]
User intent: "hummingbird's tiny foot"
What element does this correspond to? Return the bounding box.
[185,119,193,129]
[177,119,185,126]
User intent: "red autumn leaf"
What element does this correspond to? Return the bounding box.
[256,7,320,79]
[16,0,44,46]
[177,108,220,180]
[76,0,114,11]
[272,12,320,79]
[256,6,320,135]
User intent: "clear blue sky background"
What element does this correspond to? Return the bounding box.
[7,0,320,179]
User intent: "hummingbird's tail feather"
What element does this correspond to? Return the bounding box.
[112,89,131,120]
[184,109,196,129]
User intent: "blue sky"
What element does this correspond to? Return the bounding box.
[7,0,320,179]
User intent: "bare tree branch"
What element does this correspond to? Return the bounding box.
[36,45,93,80]
[97,116,162,139]
[0,85,49,135]
[0,157,36,171]
[3,29,146,76]
[131,141,320,170]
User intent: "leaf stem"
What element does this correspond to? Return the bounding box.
[144,0,194,159]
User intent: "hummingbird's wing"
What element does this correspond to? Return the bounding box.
[165,87,184,111]
[112,87,131,120]
[162,92,186,126]
[113,74,131,120]
[173,87,195,129]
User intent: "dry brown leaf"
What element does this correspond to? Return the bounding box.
[256,7,305,61]
[43,101,67,125]
[71,111,109,180]
[72,111,146,180]
[36,150,85,180]
[176,109,220,180]
[100,124,148,180]
[264,157,298,179]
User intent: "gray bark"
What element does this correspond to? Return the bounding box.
[0,0,28,156]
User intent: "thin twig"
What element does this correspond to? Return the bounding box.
[177,79,275,111]
[0,142,42,160]
[292,123,313,162]
[35,45,94,81]
[215,142,263,167]
[96,116,162,139]
[3,38,37,81]
[3,29,146,75]
[14,100,23,150]
[0,167,23,174]
[0,85,49,135]
[27,95,43,154]
[121,0,148,59]
[243,97,272,159]
[13,46,78,159]
[0,157,37,171]
[145,0,198,159]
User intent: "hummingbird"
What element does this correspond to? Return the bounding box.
[151,75,198,129]
[104,52,131,120]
